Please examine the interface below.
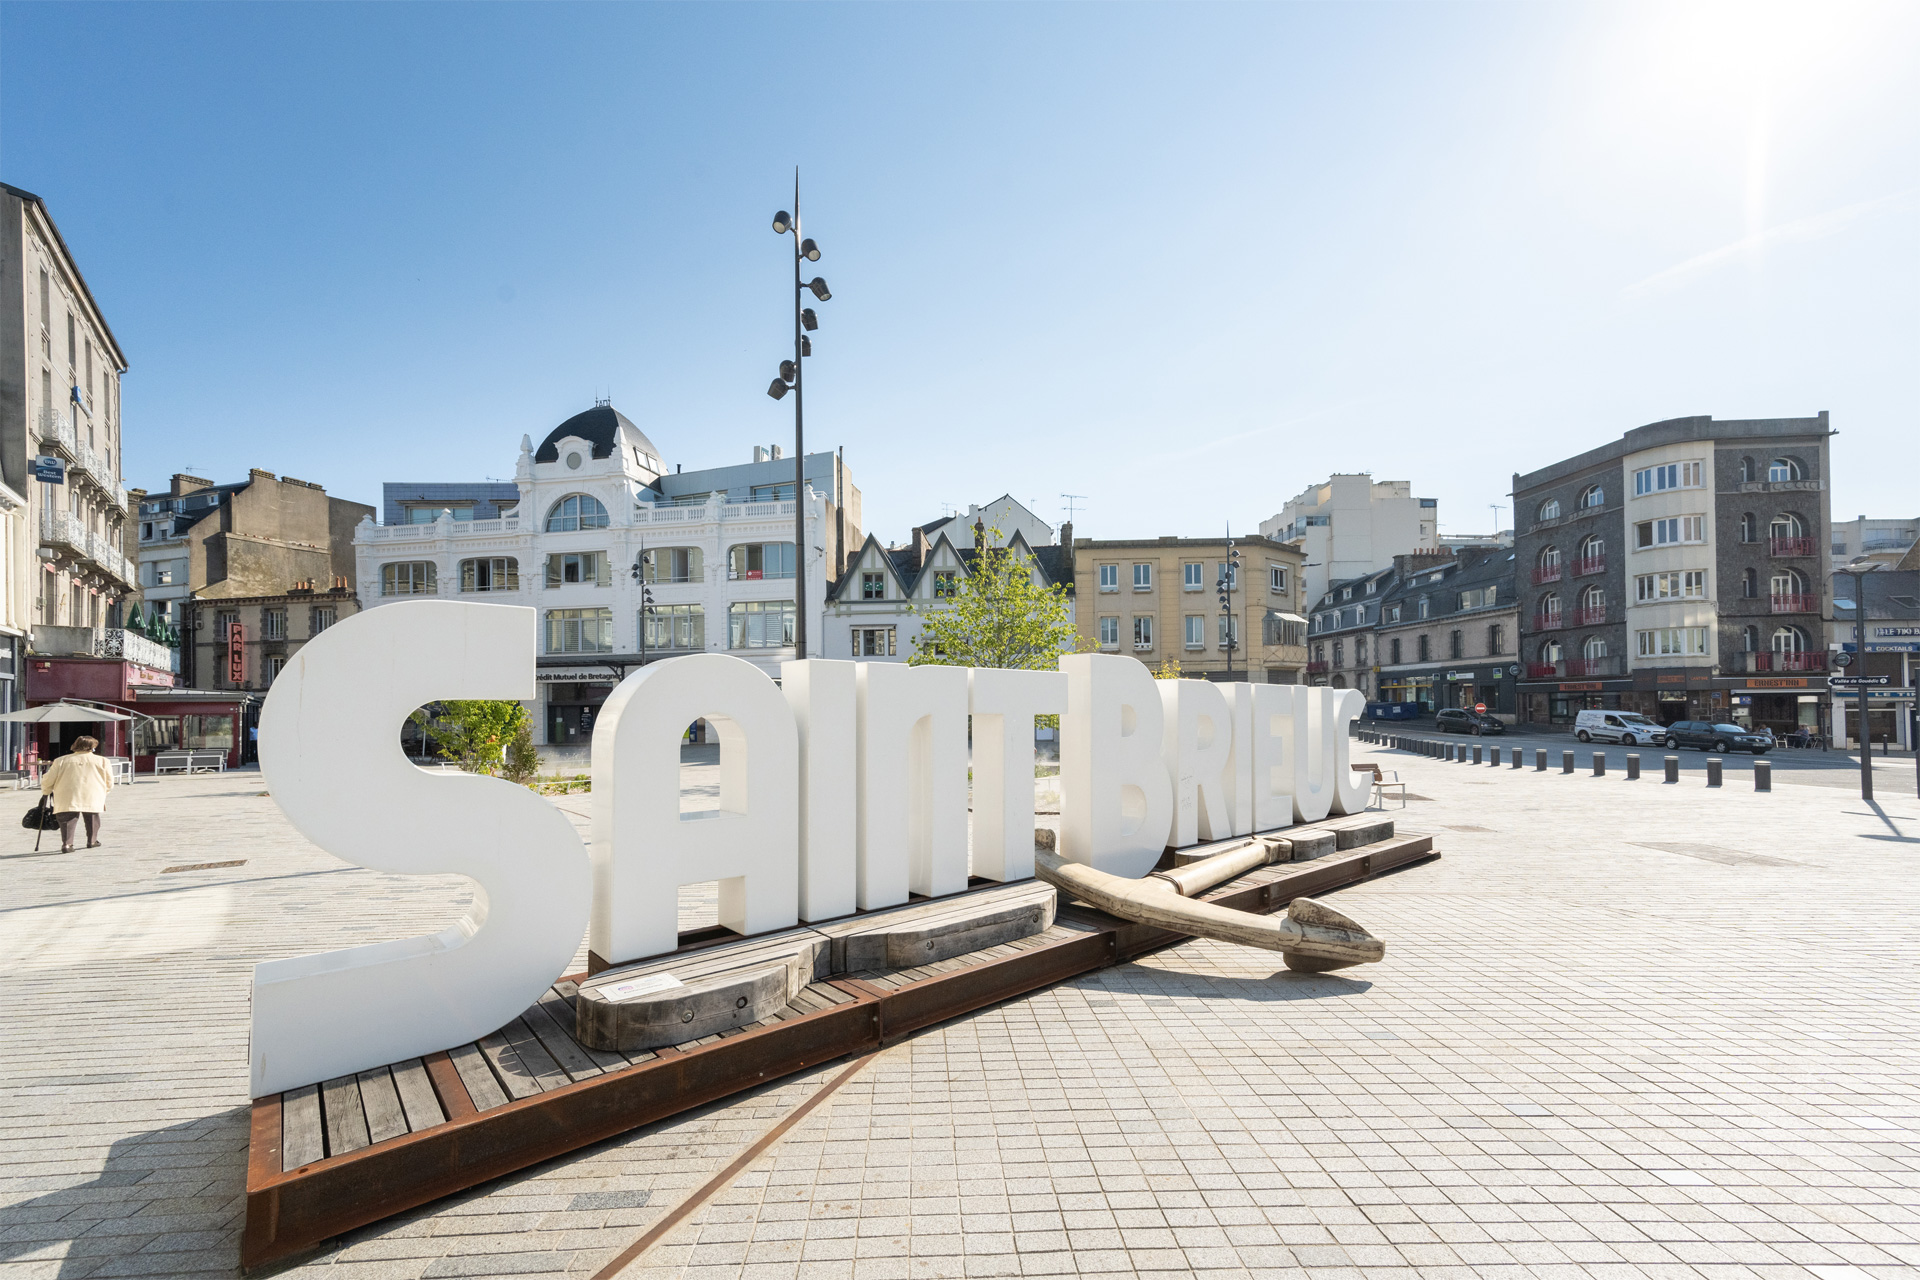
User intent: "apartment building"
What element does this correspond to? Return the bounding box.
[1513,413,1832,736]
[1830,514,1917,573]
[1072,534,1307,682]
[0,183,143,767]
[137,469,374,690]
[1259,474,1438,603]
[824,502,1071,663]
[355,405,863,747]
[1303,554,1455,696]
[1370,550,1521,716]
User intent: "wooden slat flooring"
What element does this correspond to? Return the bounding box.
[267,832,1431,1169]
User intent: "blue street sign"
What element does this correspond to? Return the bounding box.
[31,455,64,484]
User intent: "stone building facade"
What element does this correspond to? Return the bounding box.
[134,470,375,690]
[1370,549,1520,716]
[1513,413,1832,735]
[1072,534,1307,682]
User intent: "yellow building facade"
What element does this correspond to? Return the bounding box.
[1072,535,1309,681]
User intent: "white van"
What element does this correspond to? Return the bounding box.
[1573,709,1666,745]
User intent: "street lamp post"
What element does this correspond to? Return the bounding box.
[1837,557,1874,800]
[631,548,656,670]
[766,175,831,660]
[1216,529,1242,681]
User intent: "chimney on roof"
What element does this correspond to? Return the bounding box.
[1060,520,1073,549]
[171,473,214,496]
[911,526,930,571]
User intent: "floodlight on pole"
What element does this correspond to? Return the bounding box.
[800,238,820,262]
[806,277,832,301]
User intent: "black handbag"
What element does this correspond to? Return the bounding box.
[22,796,60,831]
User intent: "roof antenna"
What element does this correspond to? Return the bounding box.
[1061,493,1087,521]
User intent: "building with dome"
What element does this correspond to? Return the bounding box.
[354,405,861,749]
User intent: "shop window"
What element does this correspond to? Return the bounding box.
[183,714,233,751]
[547,551,609,587]
[643,603,704,651]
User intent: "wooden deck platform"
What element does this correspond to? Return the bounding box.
[242,821,1437,1269]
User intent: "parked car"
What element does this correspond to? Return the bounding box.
[1573,709,1667,745]
[1435,708,1506,735]
[1661,720,1772,754]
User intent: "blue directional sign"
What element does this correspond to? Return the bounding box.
[31,455,64,484]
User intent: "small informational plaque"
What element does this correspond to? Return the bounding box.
[598,972,686,1002]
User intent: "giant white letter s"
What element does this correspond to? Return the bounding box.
[252,601,591,1097]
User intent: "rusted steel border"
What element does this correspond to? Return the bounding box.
[242,834,1439,1271]
[242,992,882,1269]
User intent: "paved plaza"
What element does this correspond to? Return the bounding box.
[2,743,1918,1280]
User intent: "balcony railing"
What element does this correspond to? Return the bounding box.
[1526,662,1563,678]
[98,628,173,672]
[1770,593,1817,614]
[1531,564,1563,585]
[35,408,75,455]
[1738,650,1827,673]
[40,510,85,552]
[1565,656,1621,677]
[1770,536,1817,558]
[1532,612,1563,632]
[1570,606,1607,628]
[1305,660,1329,674]
[1572,555,1605,577]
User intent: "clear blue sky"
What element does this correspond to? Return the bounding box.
[4,2,1915,543]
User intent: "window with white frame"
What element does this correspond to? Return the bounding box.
[1218,614,1239,647]
[546,607,613,653]
[546,551,609,587]
[1634,515,1705,548]
[1183,563,1203,590]
[861,571,885,600]
[1098,564,1119,592]
[1633,461,1703,496]
[1268,564,1288,593]
[461,556,520,591]
[643,603,704,651]
[1635,627,1709,657]
[728,600,795,649]
[854,626,895,657]
[1185,615,1206,649]
[1133,615,1153,649]
[1098,616,1120,647]
[382,561,436,596]
[1767,457,1803,482]
[1216,562,1237,590]
[1133,563,1152,590]
[309,606,337,634]
[262,609,286,641]
[728,542,796,580]
[545,493,610,532]
[639,547,702,583]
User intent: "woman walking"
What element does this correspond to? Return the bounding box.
[40,735,113,852]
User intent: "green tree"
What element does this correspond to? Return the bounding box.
[909,528,1078,670]
[504,722,541,785]
[410,700,533,776]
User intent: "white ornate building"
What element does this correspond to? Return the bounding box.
[355,405,861,748]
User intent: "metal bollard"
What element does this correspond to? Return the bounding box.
[1593,752,1606,777]
[1626,753,1640,780]
[1535,748,1547,771]
[1472,746,1483,765]
[1562,750,1574,774]
[1707,757,1723,787]
[1754,759,1771,792]
[1664,755,1679,783]
[1490,745,1501,767]
[1512,748,1523,769]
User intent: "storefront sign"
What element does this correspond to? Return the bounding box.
[1656,674,1687,685]
[250,602,1374,1096]
[1745,678,1810,689]
[538,669,619,683]
[1558,682,1602,692]
[1446,670,1472,681]
[1876,627,1920,638]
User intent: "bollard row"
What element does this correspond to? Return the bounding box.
[1368,733,1774,792]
